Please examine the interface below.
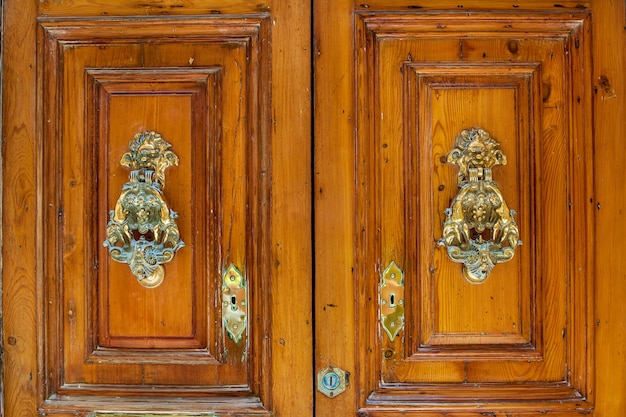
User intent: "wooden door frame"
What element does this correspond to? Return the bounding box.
[1,1,312,416]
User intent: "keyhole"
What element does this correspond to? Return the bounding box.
[389,293,396,308]
[322,372,341,390]
[231,295,238,310]
[327,374,337,386]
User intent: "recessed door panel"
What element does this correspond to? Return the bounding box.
[92,70,215,351]
[354,11,593,413]
[39,16,273,413]
[407,64,537,350]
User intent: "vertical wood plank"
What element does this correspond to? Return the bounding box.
[593,1,626,415]
[2,0,39,414]
[270,0,314,415]
[313,0,357,414]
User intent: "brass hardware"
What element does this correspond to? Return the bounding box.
[222,264,247,344]
[381,261,405,342]
[438,128,521,283]
[317,365,349,398]
[103,131,184,288]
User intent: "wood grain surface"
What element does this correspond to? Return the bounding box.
[2,0,625,416]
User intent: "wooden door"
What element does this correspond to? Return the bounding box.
[3,1,626,417]
[314,0,626,416]
[2,1,313,416]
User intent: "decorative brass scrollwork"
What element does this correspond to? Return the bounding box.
[438,128,521,283]
[103,131,184,288]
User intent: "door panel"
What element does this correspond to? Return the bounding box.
[354,12,593,409]
[3,1,312,416]
[42,17,266,393]
[3,1,626,416]
[315,1,622,416]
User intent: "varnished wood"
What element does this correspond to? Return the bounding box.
[2,0,39,415]
[315,2,608,416]
[3,0,625,416]
[38,0,270,17]
[269,0,314,415]
[407,64,537,349]
[313,0,358,415]
[93,72,214,350]
[3,1,312,416]
[352,11,592,411]
[355,0,591,9]
[592,1,626,415]
[40,16,266,393]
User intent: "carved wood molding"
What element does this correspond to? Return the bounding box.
[355,11,594,413]
[38,15,273,413]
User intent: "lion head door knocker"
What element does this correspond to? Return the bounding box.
[438,128,521,283]
[103,131,185,288]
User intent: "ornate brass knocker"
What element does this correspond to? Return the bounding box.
[438,128,521,283]
[103,131,184,288]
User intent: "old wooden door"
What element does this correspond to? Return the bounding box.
[3,1,626,417]
[313,0,626,416]
[2,0,313,416]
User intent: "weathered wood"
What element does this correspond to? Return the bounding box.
[313,0,357,415]
[3,1,312,416]
[40,16,267,391]
[270,0,314,415]
[592,1,626,416]
[2,0,39,415]
[38,0,268,16]
[315,1,609,416]
[3,0,625,415]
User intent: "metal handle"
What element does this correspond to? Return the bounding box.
[103,131,184,288]
[438,128,521,283]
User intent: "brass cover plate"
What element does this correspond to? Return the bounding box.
[317,365,349,398]
[222,264,247,343]
[380,261,405,342]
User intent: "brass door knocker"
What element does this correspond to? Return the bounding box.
[103,131,184,288]
[438,128,521,283]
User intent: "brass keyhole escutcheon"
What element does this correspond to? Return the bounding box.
[222,264,247,344]
[317,366,349,398]
[380,261,405,342]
